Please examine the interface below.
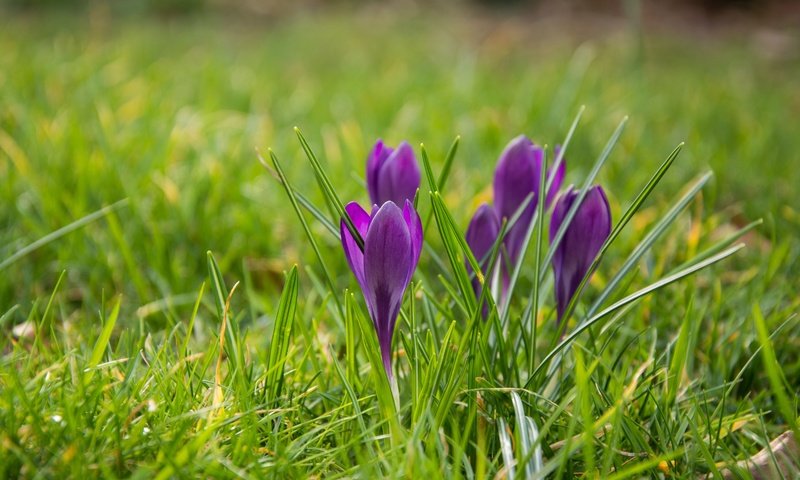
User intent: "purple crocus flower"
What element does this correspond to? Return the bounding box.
[550,185,611,321]
[494,135,565,266]
[465,203,501,309]
[366,140,421,207]
[341,199,423,378]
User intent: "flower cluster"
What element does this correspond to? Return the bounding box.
[465,135,565,303]
[340,136,611,379]
[466,135,611,322]
[340,140,422,379]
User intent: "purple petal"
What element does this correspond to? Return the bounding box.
[493,135,545,263]
[465,204,501,274]
[550,186,611,320]
[340,201,372,290]
[375,141,420,206]
[363,201,414,377]
[402,199,424,285]
[465,204,501,307]
[366,139,393,206]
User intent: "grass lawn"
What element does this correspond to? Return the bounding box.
[1,5,799,478]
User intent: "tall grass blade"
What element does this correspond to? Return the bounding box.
[266,266,299,404]
[527,243,744,386]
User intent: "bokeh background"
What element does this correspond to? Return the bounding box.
[1,0,798,315]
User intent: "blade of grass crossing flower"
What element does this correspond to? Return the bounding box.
[539,117,628,283]
[553,143,684,333]
[527,243,744,387]
[350,293,398,418]
[294,127,364,250]
[269,150,344,318]
[266,266,298,405]
[526,149,548,372]
[429,193,478,312]
[585,162,700,319]
[752,304,800,440]
[502,107,583,317]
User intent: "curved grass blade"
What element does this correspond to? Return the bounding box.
[207,251,243,378]
[295,128,364,250]
[526,243,744,387]
[585,165,704,319]
[267,149,344,318]
[553,143,684,330]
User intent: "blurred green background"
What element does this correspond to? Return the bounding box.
[1,0,798,317]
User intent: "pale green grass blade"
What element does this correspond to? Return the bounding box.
[667,296,695,407]
[498,418,516,480]
[258,154,340,238]
[511,392,544,479]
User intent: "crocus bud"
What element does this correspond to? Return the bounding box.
[366,140,421,207]
[550,185,611,321]
[465,203,501,304]
[341,200,423,378]
[493,135,565,266]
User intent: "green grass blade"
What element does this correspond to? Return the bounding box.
[555,143,684,328]
[88,295,121,370]
[503,106,584,315]
[266,265,299,404]
[539,117,629,284]
[268,149,344,318]
[527,243,744,386]
[258,152,340,239]
[667,296,695,407]
[586,165,702,319]
[0,198,129,271]
[752,304,799,439]
[295,127,364,250]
